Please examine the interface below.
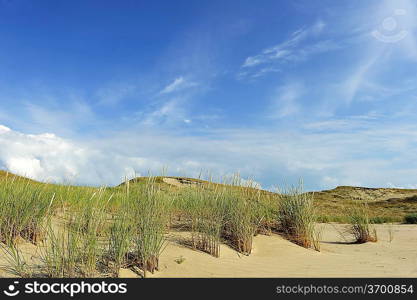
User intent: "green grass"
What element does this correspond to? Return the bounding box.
[369,216,398,224]
[1,170,416,278]
[182,184,224,257]
[0,175,55,244]
[404,213,417,224]
[277,184,321,250]
[129,181,171,276]
[107,197,134,276]
[39,189,111,277]
[221,181,264,255]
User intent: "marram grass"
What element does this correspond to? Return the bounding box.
[0,171,397,277]
[277,184,321,250]
[347,201,378,243]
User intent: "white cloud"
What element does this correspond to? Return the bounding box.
[2,115,417,191]
[0,125,11,133]
[0,125,152,185]
[160,77,185,94]
[269,83,303,118]
[240,20,337,78]
[160,77,197,94]
[0,96,98,137]
[138,98,188,126]
[339,54,380,104]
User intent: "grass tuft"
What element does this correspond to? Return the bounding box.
[347,202,378,243]
[277,184,320,250]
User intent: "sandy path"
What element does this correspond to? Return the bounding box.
[149,224,417,278]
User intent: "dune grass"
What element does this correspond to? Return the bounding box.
[277,184,321,250]
[40,188,112,277]
[182,184,224,257]
[0,175,55,244]
[0,175,172,277]
[0,240,33,277]
[107,195,134,277]
[2,171,414,278]
[221,184,264,255]
[178,175,271,257]
[347,202,378,243]
[129,181,171,276]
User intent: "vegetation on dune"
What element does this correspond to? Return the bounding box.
[0,170,416,278]
[0,175,55,244]
[221,178,270,255]
[182,184,224,257]
[178,176,275,257]
[128,181,171,276]
[347,202,378,243]
[277,184,321,251]
[404,213,417,224]
[313,186,417,223]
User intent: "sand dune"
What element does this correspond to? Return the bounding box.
[1,224,416,278]
[145,224,417,278]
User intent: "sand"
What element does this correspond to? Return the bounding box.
[1,224,416,278]
[148,224,417,278]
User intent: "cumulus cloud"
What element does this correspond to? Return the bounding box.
[2,117,417,191]
[0,125,153,186]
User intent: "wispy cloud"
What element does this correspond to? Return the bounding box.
[269,82,303,118]
[239,20,341,78]
[160,76,198,94]
[138,98,188,126]
[339,54,381,104]
[1,0,417,192]
[0,95,97,137]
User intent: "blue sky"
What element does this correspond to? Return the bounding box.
[1,0,417,190]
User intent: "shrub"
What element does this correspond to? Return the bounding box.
[369,216,397,224]
[404,213,417,224]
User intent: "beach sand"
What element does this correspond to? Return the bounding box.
[1,224,416,278]
[148,224,417,278]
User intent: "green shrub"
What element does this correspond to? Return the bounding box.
[404,213,417,224]
[369,216,397,224]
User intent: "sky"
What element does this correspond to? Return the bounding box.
[1,0,417,191]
